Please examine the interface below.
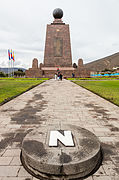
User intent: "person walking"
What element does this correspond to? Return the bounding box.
[55,73,57,80]
[57,73,60,80]
[60,73,63,80]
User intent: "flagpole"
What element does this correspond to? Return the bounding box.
[9,60,10,77]
[8,49,10,78]
[12,59,13,77]
[10,49,12,77]
[7,60,9,77]
[13,60,14,77]
[11,58,12,77]
[13,51,15,77]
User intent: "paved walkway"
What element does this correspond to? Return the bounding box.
[0,79,119,180]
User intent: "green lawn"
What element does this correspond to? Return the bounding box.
[67,77,119,81]
[73,80,119,106]
[0,78,48,104]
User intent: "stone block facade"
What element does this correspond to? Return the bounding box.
[32,58,38,69]
[44,19,72,67]
[26,63,90,78]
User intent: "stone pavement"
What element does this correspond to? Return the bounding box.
[0,79,119,180]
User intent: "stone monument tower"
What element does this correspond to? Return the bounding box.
[44,8,72,67]
[26,8,90,78]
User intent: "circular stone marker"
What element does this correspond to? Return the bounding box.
[21,125,102,180]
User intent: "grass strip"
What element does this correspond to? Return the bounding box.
[0,78,46,105]
[67,77,119,81]
[73,80,119,106]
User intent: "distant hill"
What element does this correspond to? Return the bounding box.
[84,52,119,72]
[0,68,26,74]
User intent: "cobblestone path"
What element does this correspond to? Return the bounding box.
[0,79,119,180]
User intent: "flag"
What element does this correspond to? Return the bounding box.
[13,51,15,61]
[8,49,11,60]
[11,49,13,59]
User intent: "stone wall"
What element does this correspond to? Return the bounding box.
[26,66,90,78]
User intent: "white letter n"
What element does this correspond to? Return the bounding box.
[49,131,74,147]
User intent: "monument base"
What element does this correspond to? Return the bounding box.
[26,66,90,78]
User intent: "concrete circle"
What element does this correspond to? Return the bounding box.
[21,125,101,179]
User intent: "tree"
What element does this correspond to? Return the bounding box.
[14,71,25,77]
[18,69,23,72]
[102,68,111,72]
[0,72,6,77]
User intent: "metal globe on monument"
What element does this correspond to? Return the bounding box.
[53,8,63,19]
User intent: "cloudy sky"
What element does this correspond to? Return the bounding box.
[0,0,119,69]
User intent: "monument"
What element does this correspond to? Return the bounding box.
[26,8,90,78]
[44,8,72,67]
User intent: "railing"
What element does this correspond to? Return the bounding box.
[91,73,119,77]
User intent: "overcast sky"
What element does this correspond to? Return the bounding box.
[0,0,119,69]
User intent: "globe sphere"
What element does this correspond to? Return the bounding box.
[53,8,63,19]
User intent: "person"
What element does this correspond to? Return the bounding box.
[57,73,60,80]
[55,73,57,80]
[60,73,62,80]
[72,73,75,78]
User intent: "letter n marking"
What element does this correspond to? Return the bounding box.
[49,131,74,147]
